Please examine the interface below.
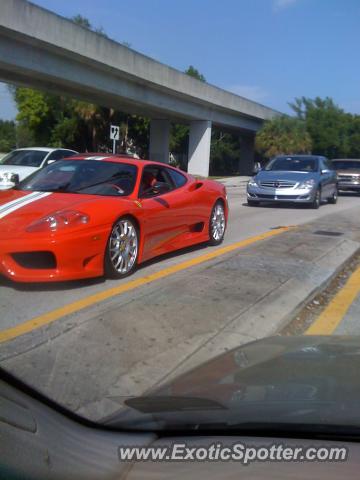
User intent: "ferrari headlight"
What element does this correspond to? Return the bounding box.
[298,179,316,189]
[248,177,258,187]
[27,210,89,233]
[0,172,19,184]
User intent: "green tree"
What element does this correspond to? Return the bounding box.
[185,65,206,82]
[346,114,360,158]
[12,88,82,148]
[289,96,350,158]
[0,120,16,152]
[11,85,149,153]
[71,14,91,29]
[14,88,51,144]
[255,116,312,158]
[210,131,241,175]
[71,14,107,37]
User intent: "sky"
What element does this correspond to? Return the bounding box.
[1,0,360,120]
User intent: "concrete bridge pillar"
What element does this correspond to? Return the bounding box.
[239,134,256,175]
[149,119,170,163]
[188,120,212,177]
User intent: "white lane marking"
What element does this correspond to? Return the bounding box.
[0,192,53,219]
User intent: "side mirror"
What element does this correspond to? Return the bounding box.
[11,173,20,186]
[47,159,56,165]
[253,162,261,175]
[321,169,330,175]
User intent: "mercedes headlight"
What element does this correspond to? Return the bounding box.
[248,177,258,187]
[298,179,316,189]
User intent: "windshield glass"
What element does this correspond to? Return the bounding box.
[103,337,360,432]
[3,0,360,450]
[1,150,48,167]
[265,156,318,172]
[332,161,360,170]
[18,159,138,196]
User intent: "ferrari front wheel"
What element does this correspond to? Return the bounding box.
[209,201,226,246]
[105,217,139,279]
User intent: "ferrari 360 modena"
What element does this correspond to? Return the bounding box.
[0,154,228,282]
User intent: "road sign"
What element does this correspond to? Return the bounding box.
[110,125,120,140]
[110,125,120,154]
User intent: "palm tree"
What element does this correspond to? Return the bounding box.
[256,116,312,159]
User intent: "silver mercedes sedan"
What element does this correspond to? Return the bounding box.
[247,155,338,209]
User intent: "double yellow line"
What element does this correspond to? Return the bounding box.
[0,227,292,343]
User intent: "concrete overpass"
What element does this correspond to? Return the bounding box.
[0,0,281,176]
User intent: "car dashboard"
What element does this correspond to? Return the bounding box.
[1,375,360,480]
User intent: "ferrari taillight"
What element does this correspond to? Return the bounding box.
[27,210,90,233]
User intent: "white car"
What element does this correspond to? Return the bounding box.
[0,147,78,189]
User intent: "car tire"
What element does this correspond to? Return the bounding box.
[104,217,139,279]
[311,188,321,209]
[247,199,259,207]
[328,186,338,204]
[209,201,226,246]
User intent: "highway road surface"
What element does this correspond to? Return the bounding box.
[1,180,359,329]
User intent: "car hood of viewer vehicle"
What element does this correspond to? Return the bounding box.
[0,189,132,236]
[254,170,318,183]
[103,335,360,433]
[0,164,38,181]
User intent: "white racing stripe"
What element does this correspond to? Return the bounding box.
[0,191,43,214]
[0,191,52,220]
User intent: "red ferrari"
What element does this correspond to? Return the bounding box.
[0,154,228,282]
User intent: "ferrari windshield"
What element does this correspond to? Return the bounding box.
[332,160,360,170]
[1,150,48,167]
[265,156,318,172]
[17,159,138,196]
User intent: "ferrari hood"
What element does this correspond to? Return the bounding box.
[0,189,128,236]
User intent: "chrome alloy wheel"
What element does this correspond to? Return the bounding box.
[109,219,138,274]
[211,203,226,242]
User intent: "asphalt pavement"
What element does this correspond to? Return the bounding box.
[0,180,359,327]
[335,294,360,334]
[1,181,360,421]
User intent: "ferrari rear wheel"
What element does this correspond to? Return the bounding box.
[209,201,226,246]
[105,217,139,278]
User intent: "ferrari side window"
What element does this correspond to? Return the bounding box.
[140,166,174,198]
[166,168,187,188]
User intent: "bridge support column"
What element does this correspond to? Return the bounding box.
[239,135,256,175]
[188,120,212,177]
[149,119,170,163]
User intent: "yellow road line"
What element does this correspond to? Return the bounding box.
[0,226,293,343]
[305,265,360,335]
